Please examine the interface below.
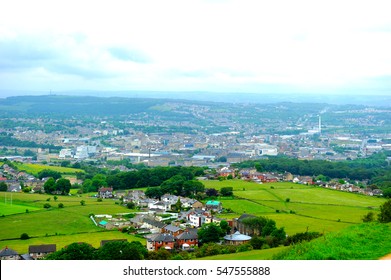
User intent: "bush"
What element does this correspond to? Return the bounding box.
[285,198,290,202]
[362,212,375,222]
[378,199,391,223]
[58,203,64,208]
[236,243,253,253]
[20,233,30,240]
[43,203,51,209]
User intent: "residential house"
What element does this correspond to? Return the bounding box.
[176,229,198,250]
[28,244,56,259]
[191,200,203,210]
[204,216,222,225]
[146,233,175,251]
[205,200,222,212]
[142,218,166,233]
[0,247,20,260]
[187,210,210,228]
[98,187,114,198]
[218,167,235,178]
[149,201,171,212]
[162,224,183,237]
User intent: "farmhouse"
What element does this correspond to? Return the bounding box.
[28,244,56,259]
[98,187,114,198]
[0,247,20,260]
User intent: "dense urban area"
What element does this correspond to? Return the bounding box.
[1,95,391,260]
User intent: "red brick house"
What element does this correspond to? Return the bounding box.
[175,229,198,250]
[147,233,175,251]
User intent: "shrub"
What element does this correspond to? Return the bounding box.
[58,203,64,208]
[285,198,290,202]
[20,233,30,240]
[43,203,51,209]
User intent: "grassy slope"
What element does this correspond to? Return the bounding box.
[273,222,391,260]
[204,180,386,235]
[198,246,287,260]
[0,192,141,254]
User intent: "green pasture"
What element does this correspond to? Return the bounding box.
[204,180,386,234]
[0,201,41,216]
[14,162,84,176]
[0,231,145,255]
[198,246,287,260]
[0,192,134,240]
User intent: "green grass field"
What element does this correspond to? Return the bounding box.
[198,246,287,260]
[14,162,84,176]
[273,222,391,260]
[0,191,139,254]
[204,180,386,235]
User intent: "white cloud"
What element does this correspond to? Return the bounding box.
[0,0,391,94]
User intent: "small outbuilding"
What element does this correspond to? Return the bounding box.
[224,231,251,245]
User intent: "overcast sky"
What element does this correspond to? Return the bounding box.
[1,0,391,96]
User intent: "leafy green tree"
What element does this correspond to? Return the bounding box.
[0,182,7,191]
[82,179,93,193]
[43,177,56,194]
[220,187,233,197]
[96,241,147,260]
[61,160,71,167]
[205,188,219,197]
[378,199,391,223]
[198,223,225,244]
[46,242,96,260]
[250,236,266,249]
[56,178,72,195]
[38,169,62,180]
[20,233,30,240]
[220,220,231,234]
[145,187,163,199]
[126,202,136,209]
[80,200,86,206]
[91,174,108,191]
[183,180,205,197]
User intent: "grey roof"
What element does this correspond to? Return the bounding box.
[144,218,165,228]
[20,253,34,260]
[224,231,251,241]
[148,233,175,242]
[29,244,56,254]
[0,247,18,257]
[163,224,182,233]
[176,230,198,240]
